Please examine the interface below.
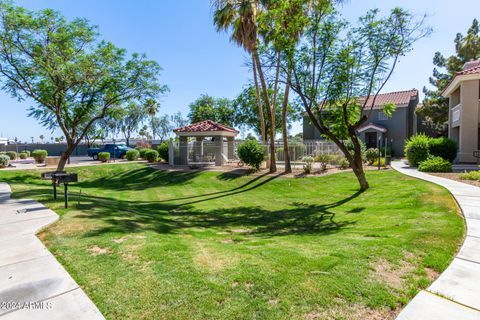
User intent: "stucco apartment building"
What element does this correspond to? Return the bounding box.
[443,60,480,163]
[303,89,420,156]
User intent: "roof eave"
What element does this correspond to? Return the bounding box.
[174,131,238,137]
[442,73,480,97]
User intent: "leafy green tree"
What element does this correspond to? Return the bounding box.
[171,112,188,129]
[289,6,430,190]
[151,114,172,142]
[420,19,480,134]
[188,94,236,126]
[118,103,147,146]
[0,2,166,171]
[233,85,299,138]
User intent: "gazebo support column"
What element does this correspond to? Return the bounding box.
[214,136,225,166]
[179,136,188,165]
[227,137,234,160]
[194,137,203,162]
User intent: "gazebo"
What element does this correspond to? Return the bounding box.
[170,120,239,166]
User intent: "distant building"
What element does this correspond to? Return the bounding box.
[0,138,7,146]
[303,89,420,156]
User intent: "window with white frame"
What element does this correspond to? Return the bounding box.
[378,111,388,120]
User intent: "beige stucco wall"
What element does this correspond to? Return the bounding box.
[458,80,480,162]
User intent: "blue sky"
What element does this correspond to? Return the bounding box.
[0,0,478,141]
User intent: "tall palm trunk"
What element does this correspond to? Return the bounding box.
[282,66,293,173]
[252,55,266,144]
[254,51,276,173]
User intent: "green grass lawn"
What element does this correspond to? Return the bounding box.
[0,164,464,320]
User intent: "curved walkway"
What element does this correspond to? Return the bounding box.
[392,161,480,320]
[0,183,104,319]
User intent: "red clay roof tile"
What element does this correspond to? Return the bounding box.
[173,120,239,133]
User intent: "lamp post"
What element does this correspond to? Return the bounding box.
[14,136,18,154]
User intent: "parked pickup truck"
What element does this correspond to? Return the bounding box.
[87,144,133,160]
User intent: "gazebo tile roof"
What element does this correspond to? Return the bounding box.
[173,120,239,133]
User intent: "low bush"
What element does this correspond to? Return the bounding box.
[0,155,9,168]
[365,148,379,165]
[459,171,480,181]
[418,156,452,173]
[338,157,350,169]
[157,142,169,161]
[302,156,315,174]
[429,137,457,162]
[404,134,430,167]
[237,139,265,170]
[139,148,151,159]
[314,153,334,171]
[23,150,31,157]
[19,152,28,159]
[125,149,139,161]
[345,139,366,157]
[98,152,110,163]
[144,149,159,163]
[6,151,16,160]
[32,149,48,163]
[372,158,386,167]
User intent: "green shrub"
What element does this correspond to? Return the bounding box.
[365,148,379,165]
[157,142,169,161]
[23,150,31,157]
[460,171,480,181]
[302,156,315,174]
[5,151,16,160]
[98,152,110,163]
[125,149,139,161]
[418,156,452,172]
[0,155,9,168]
[404,134,430,167]
[314,153,334,171]
[19,152,28,160]
[144,149,159,163]
[345,139,366,157]
[429,137,457,162]
[338,157,350,169]
[372,158,386,167]
[139,148,151,159]
[32,149,48,163]
[237,139,265,170]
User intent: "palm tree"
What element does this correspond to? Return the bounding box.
[145,99,159,140]
[213,0,277,172]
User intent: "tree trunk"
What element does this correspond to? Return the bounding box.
[350,154,369,191]
[254,51,276,173]
[282,67,292,174]
[56,141,76,172]
[252,55,266,144]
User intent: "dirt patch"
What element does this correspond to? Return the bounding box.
[193,243,237,273]
[425,267,439,281]
[113,237,128,244]
[88,245,112,256]
[303,304,398,320]
[371,258,415,289]
[430,172,480,188]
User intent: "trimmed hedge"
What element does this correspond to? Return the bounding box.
[237,139,265,170]
[5,151,16,160]
[144,149,159,163]
[429,137,457,162]
[98,152,110,163]
[0,155,9,168]
[460,171,480,181]
[404,134,430,166]
[126,149,139,161]
[139,148,151,159]
[32,149,48,163]
[19,152,28,159]
[157,142,169,161]
[418,156,452,173]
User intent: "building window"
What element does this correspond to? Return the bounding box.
[378,111,388,121]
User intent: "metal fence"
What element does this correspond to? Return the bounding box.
[169,139,341,167]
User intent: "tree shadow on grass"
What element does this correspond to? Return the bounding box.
[74,188,362,238]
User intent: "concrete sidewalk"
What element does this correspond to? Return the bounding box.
[392,161,480,320]
[0,183,104,319]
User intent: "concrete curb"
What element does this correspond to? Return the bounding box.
[0,182,105,319]
[392,161,480,320]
